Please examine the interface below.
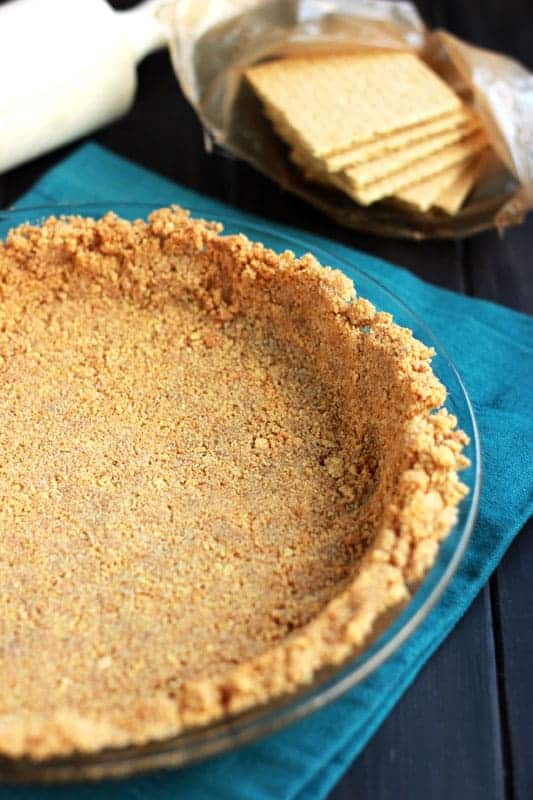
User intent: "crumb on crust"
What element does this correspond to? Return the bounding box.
[0,208,468,758]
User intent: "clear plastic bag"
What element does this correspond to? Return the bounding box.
[160,0,533,238]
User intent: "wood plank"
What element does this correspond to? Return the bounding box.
[464,219,533,313]
[490,522,533,800]
[446,0,533,68]
[0,2,527,799]
[329,0,506,795]
[331,590,506,800]
[449,4,533,799]
[464,215,533,800]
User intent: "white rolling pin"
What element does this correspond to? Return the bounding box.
[0,0,167,173]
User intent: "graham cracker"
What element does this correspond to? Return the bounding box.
[326,113,480,189]
[393,157,478,212]
[308,108,471,172]
[246,52,462,158]
[340,130,488,205]
[395,154,486,213]
[433,153,486,214]
[291,134,488,212]
[290,150,337,188]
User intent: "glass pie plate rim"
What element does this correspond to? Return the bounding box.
[0,203,481,784]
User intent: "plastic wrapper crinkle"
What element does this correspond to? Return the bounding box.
[160,0,533,239]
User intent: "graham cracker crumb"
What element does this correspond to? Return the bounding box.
[0,207,468,759]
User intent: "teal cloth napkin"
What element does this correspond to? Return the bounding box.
[3,143,532,800]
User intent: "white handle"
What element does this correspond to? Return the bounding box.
[120,0,167,63]
[0,0,168,174]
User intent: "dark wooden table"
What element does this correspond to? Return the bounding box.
[1,1,531,798]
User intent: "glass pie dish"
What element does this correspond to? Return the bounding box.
[0,203,480,783]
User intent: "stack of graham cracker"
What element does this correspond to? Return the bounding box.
[246,51,490,215]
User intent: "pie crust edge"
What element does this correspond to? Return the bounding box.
[0,208,469,758]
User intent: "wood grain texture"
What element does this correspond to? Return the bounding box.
[332,590,506,800]
[464,219,533,800]
[0,1,530,799]
[330,3,529,796]
[447,5,533,800]
[490,524,533,800]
